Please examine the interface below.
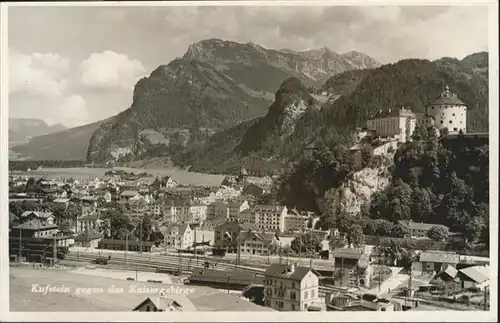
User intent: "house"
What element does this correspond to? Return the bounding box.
[104,191,113,203]
[284,210,309,233]
[398,220,450,239]
[161,223,193,250]
[161,176,178,188]
[74,228,104,248]
[413,250,459,274]
[263,263,320,311]
[331,247,373,288]
[252,204,288,233]
[119,190,140,201]
[240,231,278,255]
[133,297,182,312]
[11,219,59,238]
[457,265,490,290]
[214,222,258,252]
[227,199,250,222]
[20,211,55,225]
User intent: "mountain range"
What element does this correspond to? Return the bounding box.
[9,39,489,175]
[9,119,66,148]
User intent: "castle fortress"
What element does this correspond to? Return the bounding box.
[360,85,467,144]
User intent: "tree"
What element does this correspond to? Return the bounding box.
[410,187,433,222]
[392,221,410,238]
[372,219,395,237]
[346,224,364,247]
[151,177,161,189]
[360,144,374,167]
[290,232,322,254]
[440,127,449,138]
[411,124,428,141]
[136,215,154,241]
[465,216,485,242]
[427,226,449,242]
[328,234,347,250]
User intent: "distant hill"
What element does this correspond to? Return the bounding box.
[9,118,66,147]
[10,118,111,160]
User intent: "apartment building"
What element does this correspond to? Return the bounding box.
[162,198,191,223]
[263,263,320,311]
[205,201,229,227]
[284,210,309,232]
[189,203,208,223]
[228,199,250,222]
[253,205,287,233]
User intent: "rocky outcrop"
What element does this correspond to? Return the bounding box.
[235,77,318,154]
[325,162,392,216]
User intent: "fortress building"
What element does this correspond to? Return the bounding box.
[425,85,467,134]
[365,107,416,143]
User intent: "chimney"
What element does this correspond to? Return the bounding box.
[289,263,296,273]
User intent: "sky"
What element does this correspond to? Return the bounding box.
[7,4,490,128]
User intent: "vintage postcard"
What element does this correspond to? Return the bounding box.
[0,1,498,322]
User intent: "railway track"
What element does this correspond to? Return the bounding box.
[64,251,266,276]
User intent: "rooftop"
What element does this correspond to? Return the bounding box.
[331,248,365,260]
[399,220,449,232]
[458,265,489,283]
[74,228,103,241]
[426,85,466,106]
[20,211,54,219]
[419,251,459,264]
[264,263,319,281]
[13,220,59,231]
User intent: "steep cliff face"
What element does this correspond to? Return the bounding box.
[324,162,393,217]
[235,77,319,154]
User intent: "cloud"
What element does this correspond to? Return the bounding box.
[9,50,69,98]
[57,95,89,128]
[79,50,146,90]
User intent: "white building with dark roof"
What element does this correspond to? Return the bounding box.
[263,263,320,311]
[425,85,467,134]
[252,205,288,233]
[161,223,192,250]
[366,107,417,143]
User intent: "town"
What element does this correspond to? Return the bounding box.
[8,85,490,312]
